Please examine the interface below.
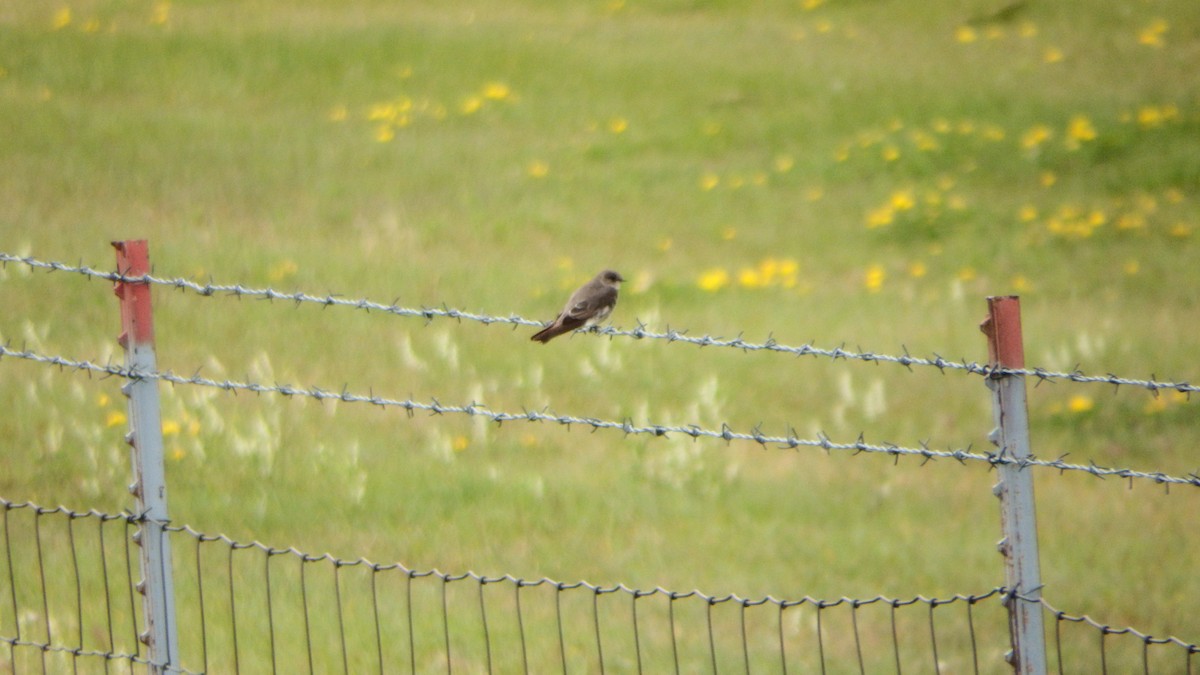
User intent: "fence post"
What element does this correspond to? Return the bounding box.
[981,296,1047,675]
[113,240,180,674]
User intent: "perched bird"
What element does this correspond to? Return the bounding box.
[531,269,624,343]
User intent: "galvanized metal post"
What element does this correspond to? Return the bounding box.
[981,296,1046,675]
[113,240,180,674]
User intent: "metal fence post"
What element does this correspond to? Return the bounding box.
[113,240,180,674]
[981,296,1047,675]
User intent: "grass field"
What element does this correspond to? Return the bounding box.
[2,0,1199,671]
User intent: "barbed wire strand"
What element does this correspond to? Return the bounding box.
[2,252,1196,396]
[2,344,1198,489]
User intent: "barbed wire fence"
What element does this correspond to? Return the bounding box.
[2,251,1196,397]
[1,246,1198,674]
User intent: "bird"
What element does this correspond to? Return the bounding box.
[531,269,624,343]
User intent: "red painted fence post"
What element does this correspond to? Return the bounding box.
[981,296,1047,675]
[113,240,180,673]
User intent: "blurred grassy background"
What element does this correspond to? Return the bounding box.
[1,0,1198,670]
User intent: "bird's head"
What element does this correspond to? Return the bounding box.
[600,270,625,285]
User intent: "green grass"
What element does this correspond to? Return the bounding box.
[2,0,1199,671]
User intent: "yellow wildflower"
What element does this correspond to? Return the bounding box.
[162,420,182,436]
[1018,204,1038,222]
[1144,397,1169,415]
[151,1,170,25]
[866,205,894,228]
[1067,395,1094,414]
[52,7,72,30]
[910,130,939,151]
[527,160,549,178]
[908,261,927,278]
[738,268,764,289]
[608,117,628,134]
[863,264,885,293]
[1020,124,1052,150]
[697,268,730,292]
[1136,106,1163,129]
[1138,19,1168,47]
[1043,47,1063,63]
[105,411,127,428]
[482,82,511,101]
[460,96,483,115]
[699,173,720,191]
[954,26,977,43]
[773,154,795,173]
[1065,115,1097,149]
[268,259,298,282]
[758,258,779,283]
[890,190,915,211]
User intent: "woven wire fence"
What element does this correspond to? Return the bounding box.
[2,252,1199,673]
[5,499,1195,674]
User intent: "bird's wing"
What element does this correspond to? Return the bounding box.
[564,284,617,321]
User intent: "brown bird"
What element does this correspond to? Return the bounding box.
[531,269,624,343]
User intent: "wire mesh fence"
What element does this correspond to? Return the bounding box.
[9,497,1200,667]
[3,500,1196,674]
[2,250,1199,673]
